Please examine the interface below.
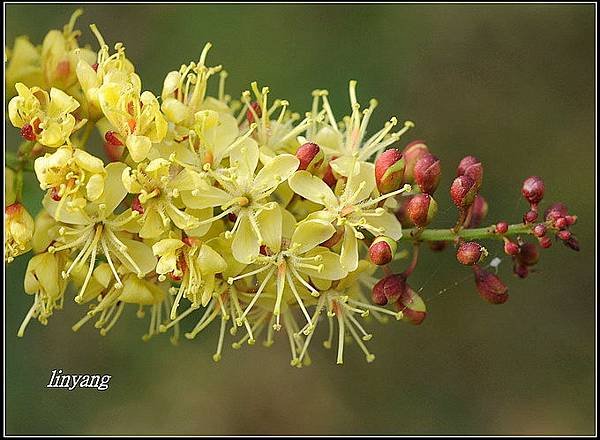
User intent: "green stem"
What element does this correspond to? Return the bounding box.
[401,223,534,242]
[78,121,96,149]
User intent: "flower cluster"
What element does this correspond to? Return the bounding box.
[5,10,580,366]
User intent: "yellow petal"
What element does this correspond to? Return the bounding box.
[117,237,157,275]
[340,225,359,272]
[288,170,337,208]
[197,244,227,274]
[291,220,335,254]
[231,212,260,264]
[126,133,152,162]
[257,206,282,253]
[366,211,402,240]
[253,154,299,193]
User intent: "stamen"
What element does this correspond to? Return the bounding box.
[235,267,276,325]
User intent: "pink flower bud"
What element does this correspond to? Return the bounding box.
[20,123,36,141]
[414,153,441,194]
[538,236,552,249]
[504,240,520,256]
[394,196,415,228]
[557,230,571,241]
[450,175,477,208]
[103,141,125,162]
[522,176,545,205]
[375,149,405,193]
[495,221,509,234]
[465,195,488,228]
[457,155,483,189]
[533,224,547,237]
[473,265,509,304]
[457,242,486,265]
[372,274,407,306]
[395,285,427,325]
[523,210,538,224]
[544,203,568,222]
[296,142,323,172]
[368,237,397,266]
[407,193,438,227]
[554,217,568,229]
[402,140,429,182]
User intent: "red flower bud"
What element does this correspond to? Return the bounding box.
[504,240,520,256]
[465,195,488,228]
[246,101,262,124]
[131,196,144,214]
[473,265,509,304]
[517,242,539,266]
[538,236,552,249]
[394,196,414,228]
[372,274,407,306]
[368,237,397,266]
[296,142,323,172]
[523,209,538,224]
[495,221,509,234]
[522,176,545,205]
[395,285,427,325]
[103,141,125,162]
[554,217,568,229]
[450,175,477,208]
[563,236,580,252]
[457,155,483,189]
[105,131,124,146]
[556,230,571,241]
[533,224,547,237]
[565,215,577,226]
[414,153,441,194]
[514,263,529,278]
[456,241,486,265]
[402,140,429,182]
[544,203,568,222]
[20,123,36,141]
[50,187,62,201]
[375,149,405,194]
[407,193,438,227]
[322,163,337,188]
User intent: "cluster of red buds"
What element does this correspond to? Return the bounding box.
[367,139,580,317]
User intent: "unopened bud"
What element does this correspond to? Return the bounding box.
[402,140,429,182]
[395,285,427,325]
[495,221,509,234]
[372,274,407,305]
[414,153,441,194]
[538,236,552,249]
[557,230,571,241]
[103,141,125,162]
[465,195,488,228]
[517,242,539,266]
[457,155,483,189]
[523,210,538,224]
[544,203,568,222]
[504,240,519,256]
[407,193,438,227]
[394,196,414,228]
[514,263,529,279]
[296,142,323,172]
[375,149,405,193]
[563,235,580,252]
[533,224,547,237]
[554,217,568,229]
[456,241,486,265]
[105,131,124,147]
[322,163,337,188]
[473,265,509,304]
[522,176,545,206]
[368,236,397,266]
[20,123,36,141]
[5,202,35,262]
[450,175,477,208]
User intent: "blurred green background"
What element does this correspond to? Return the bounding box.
[5,4,595,435]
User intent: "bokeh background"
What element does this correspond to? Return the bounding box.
[5,3,595,435]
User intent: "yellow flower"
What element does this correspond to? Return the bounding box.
[98,81,167,162]
[40,9,96,91]
[289,162,409,271]
[44,162,156,301]
[72,270,178,342]
[308,81,414,177]
[226,205,347,332]
[8,83,85,147]
[18,251,69,337]
[153,236,226,318]
[160,42,230,128]
[122,158,203,238]
[5,202,35,262]
[76,24,140,120]
[5,36,43,95]
[34,146,106,216]
[181,138,300,263]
